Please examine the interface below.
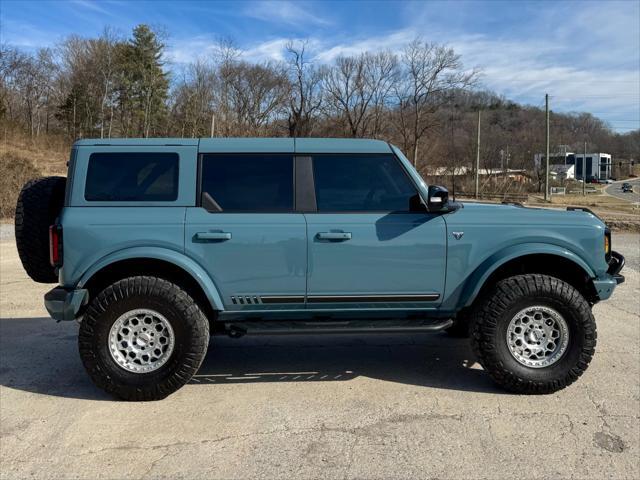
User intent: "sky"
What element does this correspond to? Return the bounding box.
[1,0,639,133]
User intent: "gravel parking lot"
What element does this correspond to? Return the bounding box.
[1,229,638,479]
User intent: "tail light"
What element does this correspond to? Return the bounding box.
[49,225,63,267]
[604,227,612,262]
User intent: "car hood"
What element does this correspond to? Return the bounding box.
[457,201,605,228]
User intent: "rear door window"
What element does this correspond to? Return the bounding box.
[85,152,179,201]
[200,154,294,212]
[312,154,418,212]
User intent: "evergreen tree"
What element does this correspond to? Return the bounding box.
[118,25,168,137]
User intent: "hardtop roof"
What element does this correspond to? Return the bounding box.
[74,137,393,154]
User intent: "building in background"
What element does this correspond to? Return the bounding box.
[534,151,612,181]
[549,164,575,181]
[573,153,612,181]
[534,151,574,168]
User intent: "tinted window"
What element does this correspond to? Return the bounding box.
[313,154,417,212]
[201,154,293,212]
[85,152,178,201]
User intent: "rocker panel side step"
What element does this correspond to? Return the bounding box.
[221,318,453,337]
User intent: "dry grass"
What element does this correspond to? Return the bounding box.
[0,130,70,220]
[529,193,638,214]
[0,130,69,177]
[527,194,639,232]
[0,151,41,219]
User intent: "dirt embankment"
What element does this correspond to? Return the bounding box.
[1,133,69,219]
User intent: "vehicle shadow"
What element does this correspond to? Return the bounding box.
[0,317,505,401]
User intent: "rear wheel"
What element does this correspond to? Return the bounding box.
[79,276,209,401]
[15,176,66,283]
[470,274,596,394]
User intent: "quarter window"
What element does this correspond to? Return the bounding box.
[200,154,294,212]
[85,152,179,201]
[312,154,418,212]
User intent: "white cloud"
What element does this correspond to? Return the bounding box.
[165,37,220,64]
[313,29,417,62]
[242,38,292,63]
[243,1,331,27]
[71,0,120,18]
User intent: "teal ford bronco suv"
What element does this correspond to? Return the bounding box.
[15,138,624,400]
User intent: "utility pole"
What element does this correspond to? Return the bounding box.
[506,145,509,171]
[544,93,550,201]
[475,110,481,199]
[210,112,215,137]
[583,141,586,196]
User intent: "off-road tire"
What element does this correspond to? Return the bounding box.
[79,276,209,401]
[470,274,596,394]
[15,176,66,283]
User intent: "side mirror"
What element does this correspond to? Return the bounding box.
[427,185,449,211]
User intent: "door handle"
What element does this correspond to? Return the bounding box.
[195,231,232,242]
[316,231,352,241]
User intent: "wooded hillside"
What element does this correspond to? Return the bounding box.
[1,24,638,181]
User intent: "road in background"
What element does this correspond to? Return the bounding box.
[1,231,639,479]
[605,178,640,204]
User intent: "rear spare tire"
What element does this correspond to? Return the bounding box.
[15,176,66,283]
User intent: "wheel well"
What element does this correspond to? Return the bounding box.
[82,258,218,323]
[474,254,598,306]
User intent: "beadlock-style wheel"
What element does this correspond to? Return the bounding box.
[506,305,569,368]
[108,308,175,373]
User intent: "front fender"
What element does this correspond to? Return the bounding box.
[456,243,596,310]
[77,246,225,311]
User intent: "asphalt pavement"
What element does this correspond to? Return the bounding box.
[605,178,640,204]
[1,232,639,479]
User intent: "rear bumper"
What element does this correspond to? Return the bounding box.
[44,287,88,321]
[592,251,625,301]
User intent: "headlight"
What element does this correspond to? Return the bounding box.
[605,228,612,261]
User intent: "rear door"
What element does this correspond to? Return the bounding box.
[304,153,447,310]
[185,152,307,311]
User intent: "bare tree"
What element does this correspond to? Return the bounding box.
[173,60,216,137]
[226,61,289,135]
[211,37,242,137]
[7,48,57,137]
[285,40,323,137]
[323,51,398,138]
[93,29,119,138]
[396,39,478,166]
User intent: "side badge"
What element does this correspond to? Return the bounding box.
[452,231,464,240]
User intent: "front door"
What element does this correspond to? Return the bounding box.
[185,153,306,311]
[305,153,446,310]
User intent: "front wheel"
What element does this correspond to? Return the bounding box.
[470,274,596,394]
[79,276,209,401]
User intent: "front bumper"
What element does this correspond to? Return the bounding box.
[607,251,625,283]
[592,251,625,301]
[44,287,88,321]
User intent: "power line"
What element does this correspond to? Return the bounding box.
[544,81,639,85]
[552,95,640,99]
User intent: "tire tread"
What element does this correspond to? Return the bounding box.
[470,274,596,394]
[15,176,66,283]
[79,276,209,401]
